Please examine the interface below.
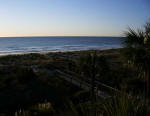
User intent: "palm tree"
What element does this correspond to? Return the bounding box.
[121,21,150,98]
[77,51,109,116]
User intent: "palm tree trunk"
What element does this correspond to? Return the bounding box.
[145,69,150,116]
[91,74,96,116]
[146,69,150,99]
[91,63,96,116]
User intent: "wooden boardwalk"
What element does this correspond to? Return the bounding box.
[55,70,110,99]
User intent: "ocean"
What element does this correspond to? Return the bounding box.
[0,36,124,55]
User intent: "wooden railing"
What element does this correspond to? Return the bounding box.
[55,69,110,99]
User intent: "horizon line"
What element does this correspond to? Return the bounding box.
[0,35,123,38]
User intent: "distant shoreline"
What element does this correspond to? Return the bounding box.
[0,48,121,57]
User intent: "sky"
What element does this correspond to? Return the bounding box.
[0,0,150,37]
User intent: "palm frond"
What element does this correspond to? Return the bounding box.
[123,27,145,48]
[145,20,150,36]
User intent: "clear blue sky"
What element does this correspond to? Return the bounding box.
[0,0,149,37]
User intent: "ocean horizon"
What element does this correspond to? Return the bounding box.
[0,36,124,55]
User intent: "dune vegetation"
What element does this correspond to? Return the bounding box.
[0,21,150,116]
